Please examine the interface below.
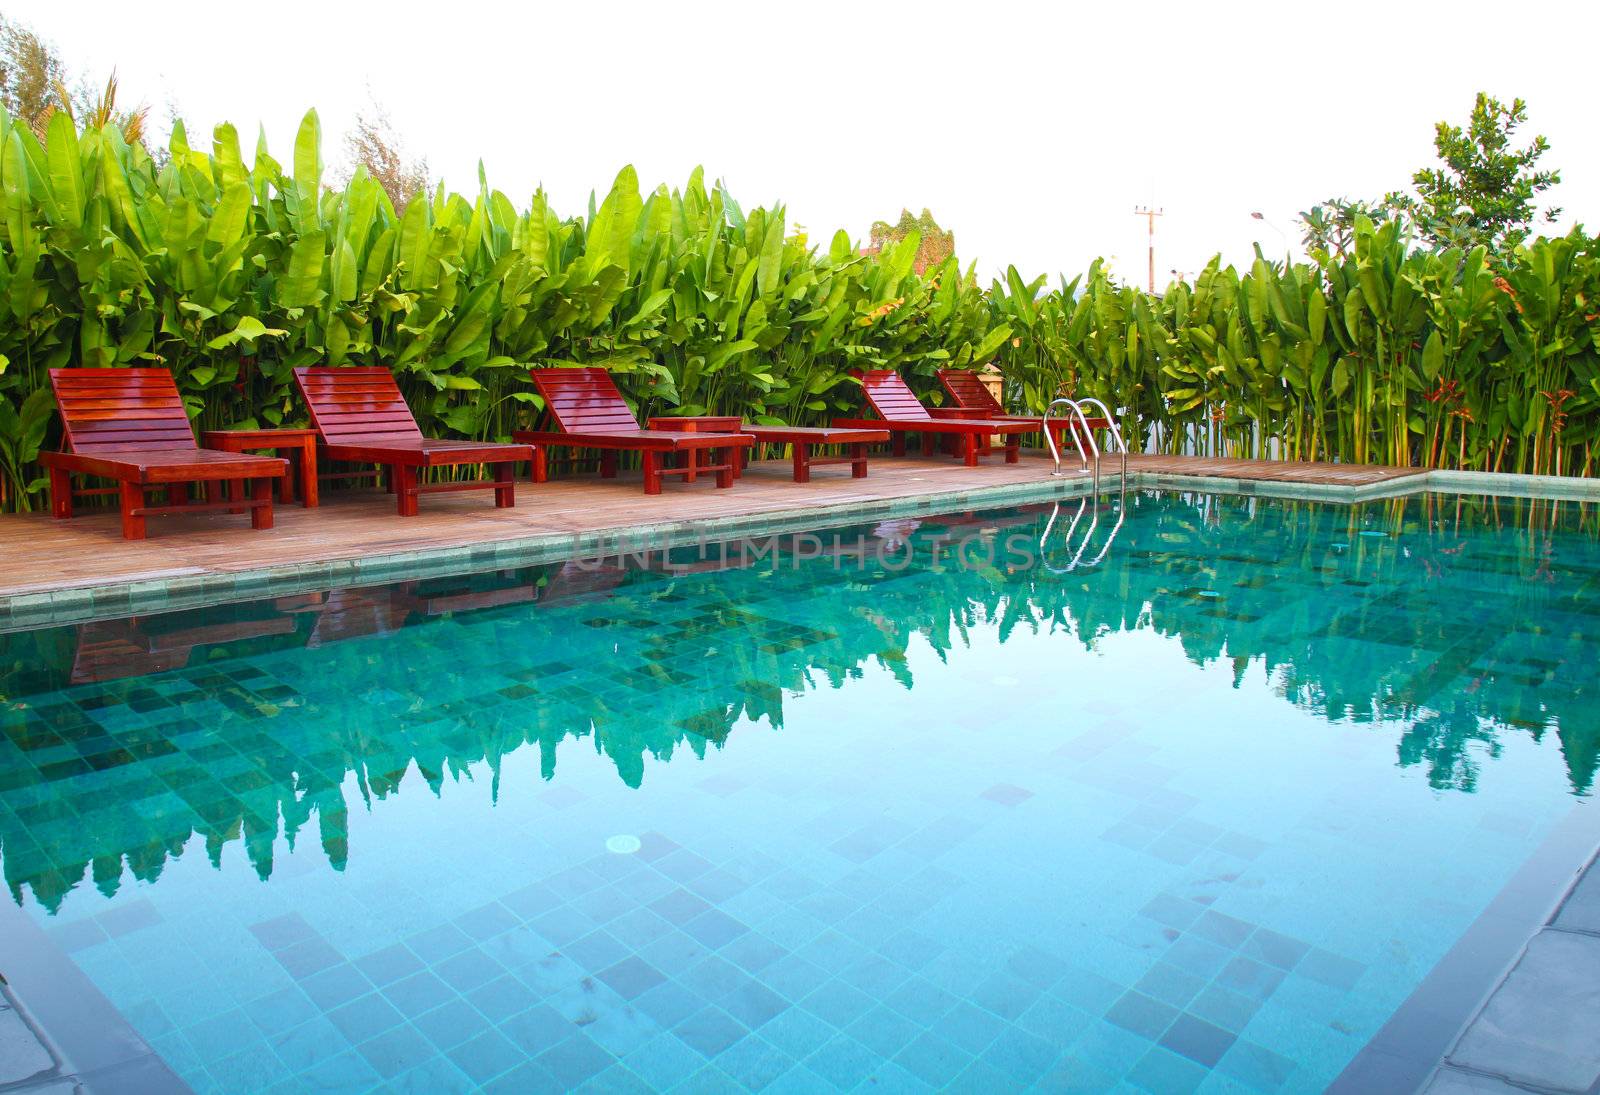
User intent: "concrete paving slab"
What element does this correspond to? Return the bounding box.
[1448,930,1600,1093]
[1553,858,1600,934]
[1422,1067,1532,1094]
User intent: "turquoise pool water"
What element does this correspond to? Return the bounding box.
[1,490,1596,1094]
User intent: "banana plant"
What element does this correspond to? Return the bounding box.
[0,105,1597,513]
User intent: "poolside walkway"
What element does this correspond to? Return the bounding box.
[0,453,1423,603]
[1421,851,1600,1094]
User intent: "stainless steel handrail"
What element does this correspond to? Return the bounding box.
[1043,396,1130,495]
[1075,393,1126,480]
[1074,397,1129,486]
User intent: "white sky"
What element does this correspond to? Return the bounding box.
[10,0,1594,287]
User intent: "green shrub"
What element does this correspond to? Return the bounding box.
[0,107,1594,511]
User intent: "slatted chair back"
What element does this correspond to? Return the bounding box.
[937,369,1004,415]
[857,370,935,422]
[529,367,643,434]
[294,367,424,446]
[49,368,199,454]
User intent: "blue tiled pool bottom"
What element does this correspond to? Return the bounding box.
[1,491,1596,1094]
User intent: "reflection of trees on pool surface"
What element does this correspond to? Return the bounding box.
[0,492,1594,912]
[1102,492,1600,796]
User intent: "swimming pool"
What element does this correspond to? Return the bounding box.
[1,490,1595,1093]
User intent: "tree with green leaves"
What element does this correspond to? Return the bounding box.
[0,15,145,143]
[1298,195,1407,260]
[0,14,68,127]
[1403,92,1561,252]
[866,209,955,275]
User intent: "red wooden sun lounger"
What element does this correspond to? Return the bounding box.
[513,368,753,494]
[936,368,1109,452]
[833,369,1037,466]
[40,367,287,539]
[293,367,531,516]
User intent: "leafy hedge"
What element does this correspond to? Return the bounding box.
[996,226,1600,476]
[0,108,1596,510]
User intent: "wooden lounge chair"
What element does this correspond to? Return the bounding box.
[513,368,753,494]
[833,369,1037,466]
[293,367,531,516]
[40,367,287,540]
[936,368,1109,452]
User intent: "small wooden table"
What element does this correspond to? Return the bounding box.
[648,417,890,483]
[201,428,320,507]
[645,417,743,483]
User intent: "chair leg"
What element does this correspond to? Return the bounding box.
[48,467,72,519]
[251,479,274,530]
[205,480,223,504]
[892,433,906,457]
[494,462,515,507]
[600,451,619,479]
[962,433,979,467]
[642,452,662,495]
[1004,438,1020,464]
[851,443,869,479]
[300,440,320,508]
[119,481,147,540]
[227,477,246,514]
[716,449,735,489]
[530,446,548,483]
[791,445,809,484]
[394,465,418,516]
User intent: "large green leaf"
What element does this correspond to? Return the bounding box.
[45,111,84,227]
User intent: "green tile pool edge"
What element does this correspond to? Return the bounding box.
[2,466,1597,634]
[0,476,1097,633]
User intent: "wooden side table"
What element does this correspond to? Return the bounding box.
[201,428,320,507]
[646,416,743,482]
[741,425,889,482]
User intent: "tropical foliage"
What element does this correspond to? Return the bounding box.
[0,107,1596,511]
[990,223,1600,477]
[0,107,1010,509]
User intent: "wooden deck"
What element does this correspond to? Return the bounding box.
[0,453,1425,599]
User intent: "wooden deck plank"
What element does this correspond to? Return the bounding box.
[0,453,1425,598]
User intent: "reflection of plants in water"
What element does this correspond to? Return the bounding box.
[0,492,1595,911]
[1058,491,1599,795]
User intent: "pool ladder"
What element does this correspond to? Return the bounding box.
[1039,490,1126,573]
[1043,397,1128,495]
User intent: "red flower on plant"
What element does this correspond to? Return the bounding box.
[1494,276,1524,314]
[1424,380,1461,405]
[1541,389,1576,434]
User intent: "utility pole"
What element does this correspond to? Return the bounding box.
[1133,205,1163,293]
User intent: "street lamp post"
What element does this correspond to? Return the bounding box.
[1250,211,1289,255]
[1134,206,1163,293]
